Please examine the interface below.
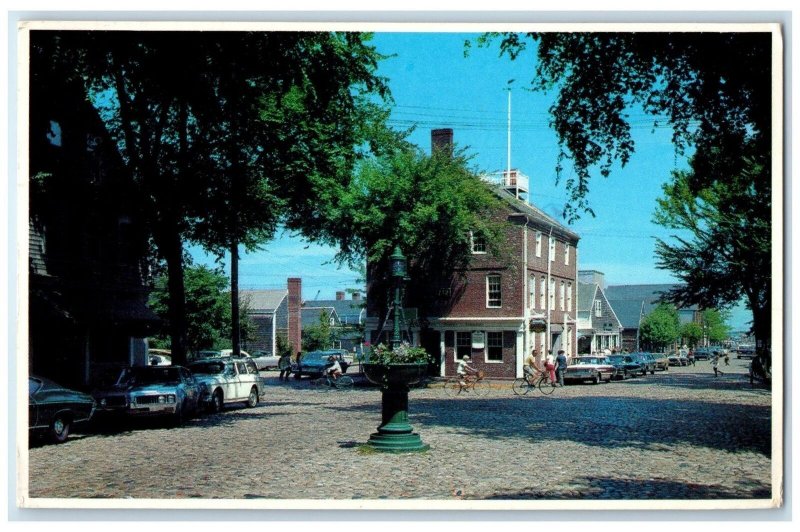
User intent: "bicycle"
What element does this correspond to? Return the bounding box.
[512,371,557,396]
[312,373,354,391]
[443,370,488,397]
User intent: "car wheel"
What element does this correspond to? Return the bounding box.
[50,414,70,444]
[212,390,224,413]
[246,386,258,408]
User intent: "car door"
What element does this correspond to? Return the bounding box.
[28,378,41,430]
[233,361,249,399]
[180,368,199,410]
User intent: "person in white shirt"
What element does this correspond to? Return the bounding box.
[326,356,343,380]
[456,355,477,386]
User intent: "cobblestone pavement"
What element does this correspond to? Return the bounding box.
[26,358,773,502]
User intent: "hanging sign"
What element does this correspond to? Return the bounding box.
[471,331,485,349]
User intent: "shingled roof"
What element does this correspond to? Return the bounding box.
[605,284,697,328]
[239,289,287,313]
[305,298,365,325]
[494,187,580,243]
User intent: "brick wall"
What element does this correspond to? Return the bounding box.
[287,278,302,355]
[442,329,517,379]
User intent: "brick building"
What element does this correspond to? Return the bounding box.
[366,130,579,379]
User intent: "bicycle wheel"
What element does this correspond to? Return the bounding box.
[512,378,532,396]
[538,376,556,395]
[335,375,354,391]
[444,378,463,397]
[472,379,489,396]
[313,377,329,389]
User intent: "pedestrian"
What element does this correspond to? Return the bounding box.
[687,349,695,366]
[545,353,557,386]
[556,349,568,386]
[293,351,303,380]
[712,352,723,377]
[724,351,730,366]
[278,351,292,381]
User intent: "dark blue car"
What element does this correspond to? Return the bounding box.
[291,350,350,379]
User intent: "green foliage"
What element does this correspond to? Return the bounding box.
[475,32,771,222]
[331,146,509,316]
[148,264,231,354]
[275,335,295,359]
[701,309,731,344]
[301,309,337,352]
[639,303,680,350]
[367,343,432,365]
[654,154,769,349]
[680,322,703,348]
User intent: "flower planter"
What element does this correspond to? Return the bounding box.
[362,363,429,453]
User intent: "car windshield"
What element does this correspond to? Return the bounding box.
[187,361,226,375]
[607,356,624,363]
[307,352,335,362]
[121,367,181,385]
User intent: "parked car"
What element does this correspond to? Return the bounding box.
[648,352,670,371]
[187,357,264,412]
[250,351,282,371]
[605,354,642,378]
[737,346,756,359]
[631,353,656,375]
[564,356,619,384]
[668,354,683,366]
[93,366,202,425]
[29,375,95,444]
[292,350,350,379]
[693,348,711,361]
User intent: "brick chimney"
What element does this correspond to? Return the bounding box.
[287,278,302,355]
[431,128,453,156]
[336,291,345,301]
[352,291,361,301]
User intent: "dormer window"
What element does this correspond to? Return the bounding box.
[471,231,487,254]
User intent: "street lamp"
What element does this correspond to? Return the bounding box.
[390,245,406,349]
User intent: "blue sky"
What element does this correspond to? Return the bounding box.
[191,32,750,328]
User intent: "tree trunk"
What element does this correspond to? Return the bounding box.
[158,222,188,365]
[231,237,240,357]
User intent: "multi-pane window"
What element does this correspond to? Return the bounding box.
[564,244,570,265]
[549,278,556,310]
[487,275,502,308]
[549,237,556,262]
[539,276,546,309]
[471,231,486,254]
[560,281,566,311]
[594,299,602,317]
[535,232,542,257]
[487,331,503,361]
[567,282,573,312]
[456,332,471,359]
[529,274,535,308]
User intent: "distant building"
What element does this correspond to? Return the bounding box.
[240,278,302,355]
[576,271,623,354]
[303,291,365,352]
[605,284,699,352]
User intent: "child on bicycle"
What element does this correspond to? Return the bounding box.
[326,355,343,381]
[456,355,477,386]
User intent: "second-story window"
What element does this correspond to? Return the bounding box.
[594,299,602,317]
[536,231,542,257]
[564,244,570,265]
[567,282,573,312]
[529,273,535,308]
[487,275,502,308]
[471,231,487,254]
[549,237,556,262]
[560,281,565,311]
[549,278,556,310]
[539,276,546,309]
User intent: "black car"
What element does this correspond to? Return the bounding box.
[292,350,350,379]
[631,353,656,375]
[29,376,95,444]
[693,348,711,361]
[605,355,642,378]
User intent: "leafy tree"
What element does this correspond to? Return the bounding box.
[331,146,509,320]
[302,310,336,352]
[639,303,680,351]
[32,31,392,364]
[148,264,231,354]
[680,322,703,348]
[475,32,772,352]
[700,308,731,345]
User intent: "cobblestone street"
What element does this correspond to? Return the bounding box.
[25,358,774,504]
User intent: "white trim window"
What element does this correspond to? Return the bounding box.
[549,278,555,310]
[529,273,535,309]
[564,243,570,265]
[487,275,502,308]
[471,231,487,254]
[567,282,573,312]
[539,276,546,309]
[560,281,565,311]
[455,331,471,360]
[549,237,556,262]
[486,331,503,362]
[594,299,602,317]
[536,231,542,257]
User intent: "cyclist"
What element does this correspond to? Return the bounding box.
[326,355,343,381]
[456,355,478,386]
[524,348,540,381]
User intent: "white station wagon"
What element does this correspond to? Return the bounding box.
[187,357,264,413]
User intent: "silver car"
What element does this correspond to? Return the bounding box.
[188,357,264,413]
